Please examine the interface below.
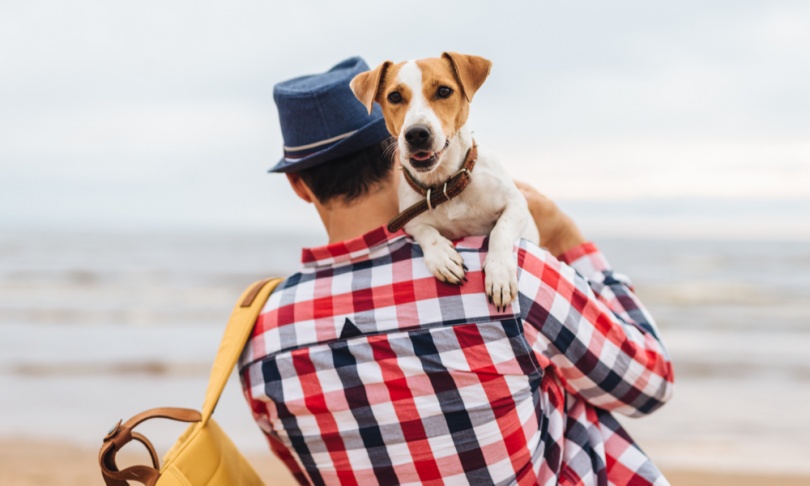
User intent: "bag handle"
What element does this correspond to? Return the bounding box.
[200,277,282,423]
[99,407,203,486]
[98,278,282,486]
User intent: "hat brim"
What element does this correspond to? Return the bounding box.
[269,117,392,173]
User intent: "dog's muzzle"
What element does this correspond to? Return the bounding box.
[407,138,451,172]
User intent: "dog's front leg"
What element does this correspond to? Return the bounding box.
[407,222,466,285]
[484,202,531,310]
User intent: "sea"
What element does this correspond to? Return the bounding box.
[1,229,809,474]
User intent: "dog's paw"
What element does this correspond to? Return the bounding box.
[423,240,466,285]
[484,254,518,312]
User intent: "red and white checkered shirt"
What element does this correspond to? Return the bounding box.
[240,227,674,485]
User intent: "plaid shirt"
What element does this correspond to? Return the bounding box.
[240,227,674,485]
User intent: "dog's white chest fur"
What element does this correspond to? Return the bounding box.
[399,149,516,240]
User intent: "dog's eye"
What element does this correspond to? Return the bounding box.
[437,86,452,99]
[387,91,402,104]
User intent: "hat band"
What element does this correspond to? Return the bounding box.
[283,129,358,160]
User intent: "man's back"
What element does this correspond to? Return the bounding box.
[240,227,673,485]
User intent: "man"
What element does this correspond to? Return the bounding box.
[239,57,674,486]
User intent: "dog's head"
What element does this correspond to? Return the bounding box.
[350,52,491,174]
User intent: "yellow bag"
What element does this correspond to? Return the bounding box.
[99,278,282,486]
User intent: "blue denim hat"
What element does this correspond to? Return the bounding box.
[269,57,390,173]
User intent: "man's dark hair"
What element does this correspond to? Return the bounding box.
[297,138,396,205]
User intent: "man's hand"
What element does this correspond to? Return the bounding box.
[514,180,586,258]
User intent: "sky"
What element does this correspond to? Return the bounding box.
[1,0,809,238]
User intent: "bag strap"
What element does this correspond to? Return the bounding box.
[98,278,282,486]
[200,277,282,423]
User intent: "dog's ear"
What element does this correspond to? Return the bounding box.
[441,52,492,102]
[350,61,392,114]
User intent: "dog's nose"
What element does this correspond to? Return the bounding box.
[404,125,432,148]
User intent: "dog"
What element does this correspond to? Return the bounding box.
[350,52,539,310]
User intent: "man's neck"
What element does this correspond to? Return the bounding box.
[315,184,400,244]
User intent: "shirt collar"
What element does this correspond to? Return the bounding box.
[301,225,409,268]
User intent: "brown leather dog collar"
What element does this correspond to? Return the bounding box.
[388,142,478,233]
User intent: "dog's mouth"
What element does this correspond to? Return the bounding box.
[408,139,450,172]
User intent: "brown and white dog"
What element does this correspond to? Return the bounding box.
[350,52,539,309]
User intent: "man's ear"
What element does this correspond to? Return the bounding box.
[286,172,314,203]
[350,61,392,114]
[441,52,492,102]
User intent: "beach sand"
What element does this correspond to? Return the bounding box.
[2,438,809,486]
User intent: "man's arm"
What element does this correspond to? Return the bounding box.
[514,181,674,417]
[241,368,310,485]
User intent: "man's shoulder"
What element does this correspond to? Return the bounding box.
[449,236,564,289]
[451,235,489,251]
[393,234,558,283]
[452,235,546,254]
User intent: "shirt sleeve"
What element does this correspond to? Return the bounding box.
[240,365,310,485]
[517,241,674,417]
